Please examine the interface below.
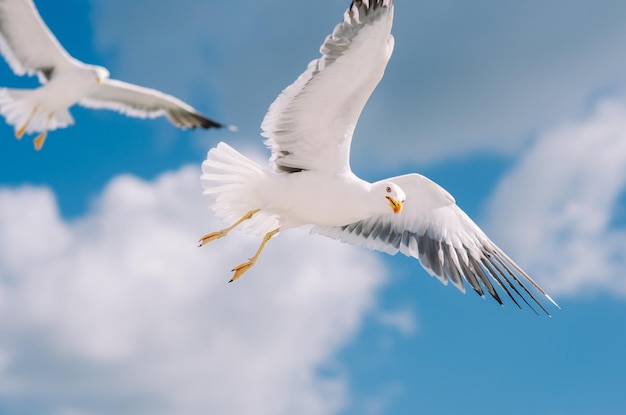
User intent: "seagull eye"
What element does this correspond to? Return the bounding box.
[386,186,391,193]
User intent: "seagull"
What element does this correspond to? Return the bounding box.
[199,0,559,315]
[0,0,232,150]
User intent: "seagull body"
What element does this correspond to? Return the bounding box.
[200,0,558,314]
[205,150,404,229]
[0,0,229,150]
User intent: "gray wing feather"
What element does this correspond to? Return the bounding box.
[261,0,394,174]
[80,79,226,130]
[313,173,559,315]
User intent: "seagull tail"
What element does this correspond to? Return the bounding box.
[201,142,278,235]
[0,88,74,136]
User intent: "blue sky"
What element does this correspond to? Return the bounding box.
[1,1,626,414]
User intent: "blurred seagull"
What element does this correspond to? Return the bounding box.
[0,0,232,150]
[199,0,558,315]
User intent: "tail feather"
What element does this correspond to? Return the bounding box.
[201,142,279,235]
[0,88,74,135]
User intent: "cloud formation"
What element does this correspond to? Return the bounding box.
[0,166,388,415]
[485,99,626,297]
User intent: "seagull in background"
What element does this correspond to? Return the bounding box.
[199,0,559,315]
[0,0,233,150]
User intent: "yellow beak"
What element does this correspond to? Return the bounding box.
[386,196,403,214]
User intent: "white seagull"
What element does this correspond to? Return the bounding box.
[199,0,558,315]
[0,0,231,150]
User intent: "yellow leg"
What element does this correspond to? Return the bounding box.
[230,228,280,282]
[33,131,47,151]
[16,105,39,140]
[16,123,27,140]
[198,209,260,247]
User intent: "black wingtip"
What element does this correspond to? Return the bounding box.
[194,114,229,130]
[168,109,237,131]
[351,0,392,14]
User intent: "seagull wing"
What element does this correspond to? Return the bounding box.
[313,173,559,315]
[0,0,76,81]
[80,78,226,130]
[261,0,394,174]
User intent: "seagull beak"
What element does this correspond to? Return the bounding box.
[386,196,403,214]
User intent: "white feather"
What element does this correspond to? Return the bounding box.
[0,0,225,146]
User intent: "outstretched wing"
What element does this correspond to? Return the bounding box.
[0,0,76,81]
[261,0,394,174]
[80,79,230,130]
[313,173,559,315]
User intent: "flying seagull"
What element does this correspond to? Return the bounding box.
[0,0,232,150]
[199,0,558,315]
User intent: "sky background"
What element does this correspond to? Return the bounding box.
[1,0,626,414]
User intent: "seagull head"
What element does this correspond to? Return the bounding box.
[91,65,110,84]
[374,181,405,215]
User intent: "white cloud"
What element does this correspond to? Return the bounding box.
[375,307,417,337]
[0,166,390,415]
[484,99,626,297]
[360,382,405,415]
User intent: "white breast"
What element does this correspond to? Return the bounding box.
[258,171,378,228]
[37,66,99,110]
